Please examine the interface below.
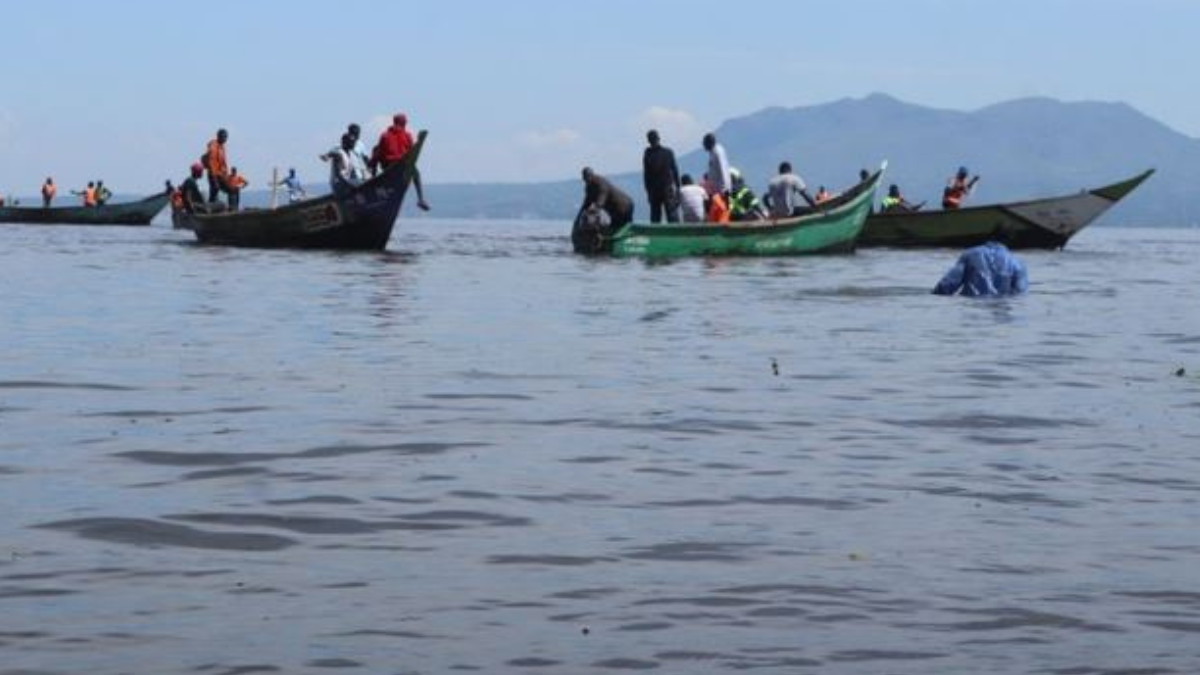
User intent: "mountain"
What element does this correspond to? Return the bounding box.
[421,94,1199,226]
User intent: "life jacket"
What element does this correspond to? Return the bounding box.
[815,189,832,204]
[170,189,184,211]
[730,186,757,219]
[83,187,97,206]
[707,192,730,224]
[881,196,901,211]
[205,139,228,177]
[943,178,969,209]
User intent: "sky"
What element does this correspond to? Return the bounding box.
[0,0,1195,196]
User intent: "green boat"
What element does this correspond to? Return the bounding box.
[860,169,1154,250]
[580,165,883,259]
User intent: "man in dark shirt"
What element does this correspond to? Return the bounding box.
[180,163,208,213]
[642,129,680,223]
[572,167,635,254]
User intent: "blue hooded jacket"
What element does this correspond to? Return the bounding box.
[933,241,1029,297]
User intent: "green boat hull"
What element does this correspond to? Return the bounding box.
[605,168,882,259]
[860,169,1153,250]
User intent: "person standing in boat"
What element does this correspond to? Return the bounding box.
[764,162,816,218]
[71,181,97,207]
[933,238,1028,297]
[226,168,248,210]
[203,128,232,203]
[41,178,57,207]
[371,113,430,211]
[942,166,980,209]
[320,133,366,195]
[678,174,707,223]
[702,133,732,199]
[94,180,112,206]
[642,129,680,224]
[272,168,307,203]
[346,123,373,179]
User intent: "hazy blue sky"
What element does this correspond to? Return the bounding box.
[0,0,1194,195]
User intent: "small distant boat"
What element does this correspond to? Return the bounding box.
[860,169,1154,250]
[173,131,427,250]
[581,164,884,258]
[0,191,170,226]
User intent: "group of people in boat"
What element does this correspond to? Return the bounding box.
[170,113,430,215]
[1,177,114,209]
[579,130,988,231]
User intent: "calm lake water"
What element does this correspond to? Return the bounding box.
[1,219,1199,675]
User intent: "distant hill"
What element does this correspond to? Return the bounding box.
[422,94,1199,226]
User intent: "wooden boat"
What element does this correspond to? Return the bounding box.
[0,191,170,226]
[578,164,884,258]
[860,169,1154,250]
[173,131,427,250]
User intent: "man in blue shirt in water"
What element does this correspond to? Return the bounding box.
[933,240,1029,297]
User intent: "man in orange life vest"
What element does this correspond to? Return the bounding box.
[203,128,231,204]
[942,166,980,209]
[72,181,97,206]
[42,178,57,207]
[371,113,430,211]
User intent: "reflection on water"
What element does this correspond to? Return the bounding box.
[2,221,1200,674]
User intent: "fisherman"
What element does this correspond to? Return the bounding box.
[203,128,231,203]
[226,168,248,210]
[728,169,766,221]
[814,186,834,205]
[72,181,97,206]
[678,174,707,223]
[880,184,921,213]
[702,132,732,198]
[320,133,365,194]
[273,168,307,203]
[346,123,372,179]
[642,129,680,223]
[179,163,208,213]
[764,161,816,218]
[371,112,430,210]
[933,238,1029,297]
[942,166,980,210]
[41,178,56,207]
[572,167,634,254]
[94,180,112,206]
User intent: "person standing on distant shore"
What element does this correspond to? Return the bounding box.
[642,130,680,223]
[41,178,57,207]
[702,132,732,198]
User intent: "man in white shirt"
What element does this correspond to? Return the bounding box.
[702,133,731,197]
[765,161,816,218]
[678,174,708,223]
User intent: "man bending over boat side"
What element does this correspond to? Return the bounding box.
[572,167,634,254]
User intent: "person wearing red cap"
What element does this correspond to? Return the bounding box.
[179,162,208,213]
[371,113,429,210]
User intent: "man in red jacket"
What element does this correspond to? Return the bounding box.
[372,113,429,211]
